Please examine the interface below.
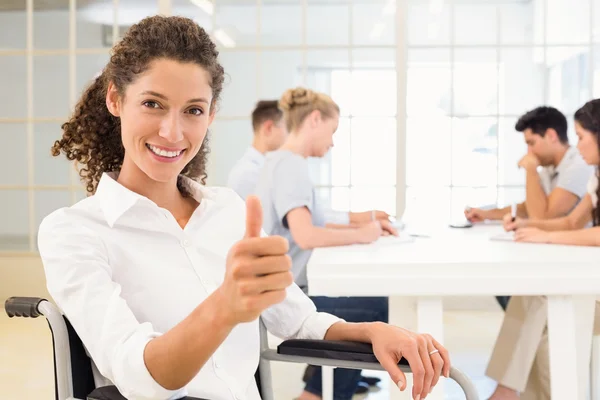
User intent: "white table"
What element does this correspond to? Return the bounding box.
[307,224,600,400]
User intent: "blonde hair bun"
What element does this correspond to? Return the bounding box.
[279,87,317,111]
[279,86,339,132]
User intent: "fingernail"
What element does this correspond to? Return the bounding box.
[415,395,421,400]
[397,380,404,391]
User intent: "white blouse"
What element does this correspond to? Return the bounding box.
[38,172,341,400]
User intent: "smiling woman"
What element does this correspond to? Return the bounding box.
[35,14,450,400]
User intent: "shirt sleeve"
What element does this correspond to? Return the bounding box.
[260,283,343,340]
[537,168,553,195]
[271,155,315,227]
[556,161,594,198]
[38,210,187,400]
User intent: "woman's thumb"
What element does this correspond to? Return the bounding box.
[245,195,263,238]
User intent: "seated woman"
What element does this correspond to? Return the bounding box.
[39,15,449,400]
[485,99,600,400]
[253,87,402,400]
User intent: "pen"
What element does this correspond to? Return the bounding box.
[511,203,517,222]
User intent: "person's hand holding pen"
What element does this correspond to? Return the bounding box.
[503,204,526,232]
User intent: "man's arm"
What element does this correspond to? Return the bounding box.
[524,166,579,218]
[466,203,527,221]
[528,187,579,219]
[520,194,594,231]
[523,168,551,218]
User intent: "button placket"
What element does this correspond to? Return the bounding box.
[181,241,217,294]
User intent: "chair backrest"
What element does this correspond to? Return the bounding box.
[62,317,96,399]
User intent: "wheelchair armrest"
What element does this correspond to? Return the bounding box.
[277,339,409,366]
[87,386,208,400]
[5,296,47,318]
[275,339,480,400]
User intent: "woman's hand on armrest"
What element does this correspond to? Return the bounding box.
[325,321,450,400]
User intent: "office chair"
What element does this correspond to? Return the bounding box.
[5,296,480,400]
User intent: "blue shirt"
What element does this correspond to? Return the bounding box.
[227,146,265,200]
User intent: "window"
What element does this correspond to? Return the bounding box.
[404,0,597,224]
[313,69,398,216]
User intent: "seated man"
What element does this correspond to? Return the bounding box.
[465,106,593,223]
[465,106,594,310]
[485,99,600,400]
[228,99,390,226]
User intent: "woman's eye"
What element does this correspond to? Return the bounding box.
[143,101,160,109]
[188,108,204,116]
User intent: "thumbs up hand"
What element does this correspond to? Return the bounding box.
[219,196,293,325]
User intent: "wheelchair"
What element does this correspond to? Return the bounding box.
[5,296,480,400]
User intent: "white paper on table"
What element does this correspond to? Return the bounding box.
[489,231,515,241]
[376,235,416,245]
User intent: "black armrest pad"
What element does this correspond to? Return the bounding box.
[4,297,46,318]
[277,339,409,366]
[87,386,208,400]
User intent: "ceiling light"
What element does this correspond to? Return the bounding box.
[189,0,214,16]
[214,28,236,48]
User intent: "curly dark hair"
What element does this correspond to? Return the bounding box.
[574,99,600,226]
[52,15,225,196]
[515,106,569,144]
